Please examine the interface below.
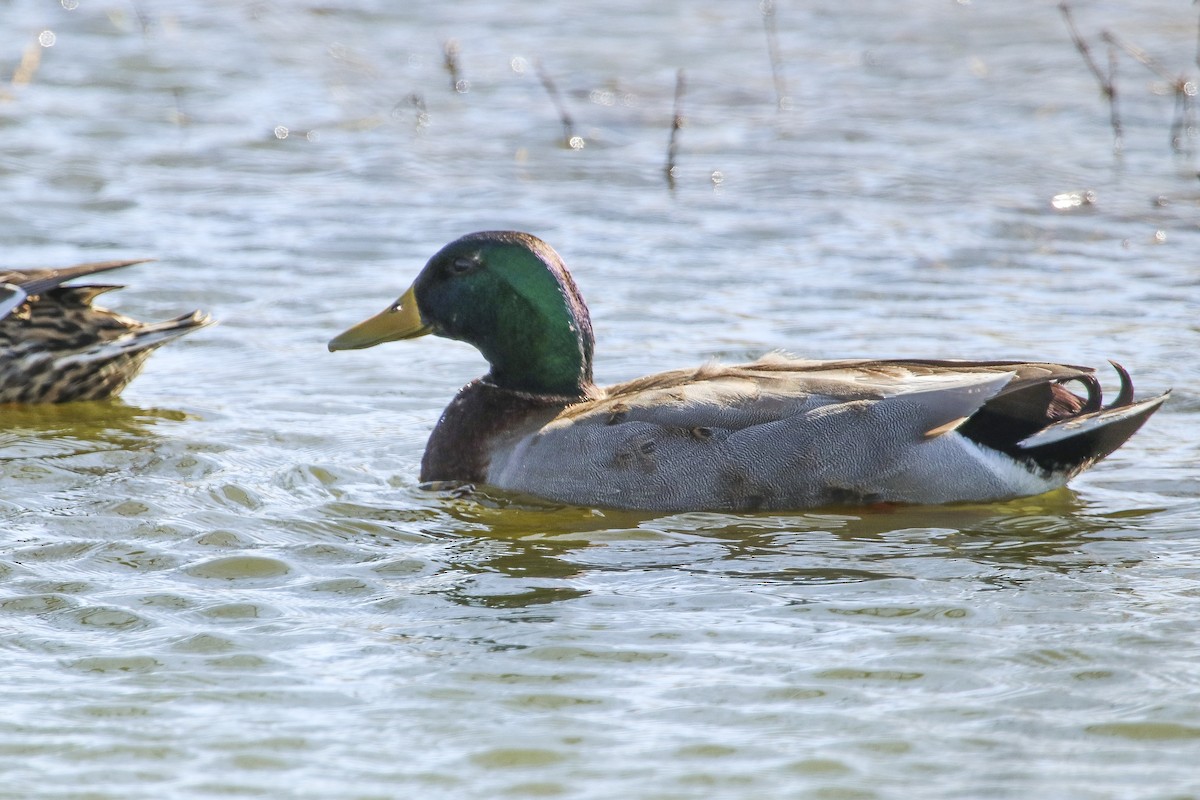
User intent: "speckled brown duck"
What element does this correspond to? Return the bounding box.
[329,231,1168,512]
[0,259,212,403]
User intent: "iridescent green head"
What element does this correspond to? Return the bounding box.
[329,231,596,398]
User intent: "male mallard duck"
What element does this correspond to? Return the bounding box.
[329,231,1168,511]
[0,259,213,403]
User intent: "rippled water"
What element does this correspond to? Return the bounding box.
[2,1,1199,797]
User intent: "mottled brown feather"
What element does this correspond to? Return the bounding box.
[0,260,212,404]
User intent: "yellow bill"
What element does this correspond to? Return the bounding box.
[328,285,432,351]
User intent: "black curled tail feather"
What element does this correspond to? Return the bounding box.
[1106,360,1135,409]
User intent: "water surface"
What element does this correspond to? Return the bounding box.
[1,1,1199,798]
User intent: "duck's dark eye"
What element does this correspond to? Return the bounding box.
[449,257,478,275]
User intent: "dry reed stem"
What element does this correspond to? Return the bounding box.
[535,60,578,148]
[665,69,686,190]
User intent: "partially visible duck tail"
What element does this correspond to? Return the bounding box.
[0,260,213,403]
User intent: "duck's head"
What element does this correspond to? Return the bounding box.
[329,231,596,398]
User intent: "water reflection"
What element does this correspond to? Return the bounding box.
[0,401,198,520]
[380,486,1162,608]
[0,400,188,455]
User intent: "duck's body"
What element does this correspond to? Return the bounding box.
[330,231,1167,512]
[423,357,1160,511]
[0,259,213,403]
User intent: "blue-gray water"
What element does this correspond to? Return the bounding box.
[2,1,1199,798]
